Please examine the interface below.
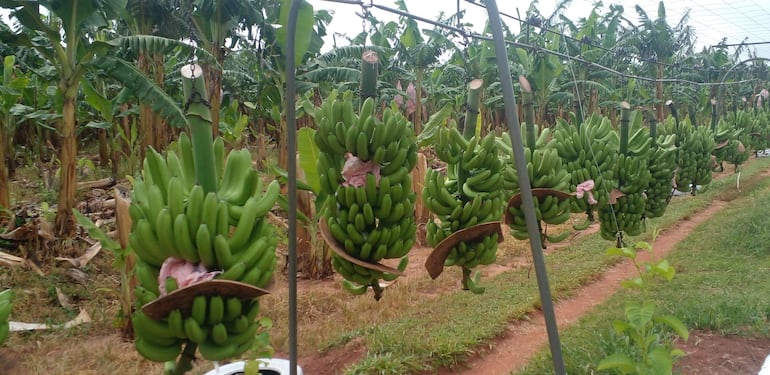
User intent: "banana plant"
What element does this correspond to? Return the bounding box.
[232,0,324,171]
[0,0,211,238]
[0,0,129,236]
[121,0,187,154]
[189,0,263,139]
[558,4,626,117]
[629,1,695,121]
[393,0,450,133]
[0,55,29,213]
[505,1,578,125]
[271,95,334,280]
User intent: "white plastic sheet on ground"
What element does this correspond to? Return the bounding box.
[9,309,91,332]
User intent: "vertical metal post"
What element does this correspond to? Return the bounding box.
[285,1,301,374]
[484,1,566,374]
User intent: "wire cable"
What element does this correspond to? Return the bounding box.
[319,0,759,87]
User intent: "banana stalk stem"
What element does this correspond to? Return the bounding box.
[645,109,657,144]
[457,79,484,203]
[666,100,680,129]
[687,106,697,128]
[519,76,536,149]
[619,102,631,155]
[710,98,718,131]
[360,51,379,100]
[461,266,471,290]
[462,79,484,139]
[167,342,197,375]
[371,280,384,301]
[181,64,217,194]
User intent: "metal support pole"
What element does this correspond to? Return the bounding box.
[484,1,566,373]
[285,1,301,374]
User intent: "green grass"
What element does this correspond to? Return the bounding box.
[517,161,770,374]
[335,157,770,374]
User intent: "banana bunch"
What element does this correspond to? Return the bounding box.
[692,126,717,187]
[598,114,654,243]
[659,118,716,194]
[727,110,770,153]
[314,91,417,299]
[552,114,619,219]
[499,126,571,193]
[645,134,678,218]
[133,292,263,362]
[713,119,749,172]
[129,133,280,363]
[129,142,280,283]
[0,289,13,345]
[423,127,505,293]
[498,126,573,242]
[597,192,646,241]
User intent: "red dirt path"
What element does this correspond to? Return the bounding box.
[436,201,727,375]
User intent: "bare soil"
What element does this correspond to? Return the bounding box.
[675,331,770,374]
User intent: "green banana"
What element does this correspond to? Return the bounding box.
[224,297,242,322]
[145,184,165,229]
[215,200,230,238]
[228,196,261,250]
[132,311,176,342]
[185,185,205,235]
[130,220,166,267]
[167,309,186,339]
[342,279,368,295]
[145,147,171,201]
[155,208,179,259]
[191,295,208,325]
[211,322,229,345]
[208,296,225,325]
[183,316,208,344]
[213,234,233,269]
[176,132,196,189]
[165,150,184,180]
[173,213,200,263]
[218,262,247,281]
[166,177,185,220]
[134,285,159,307]
[218,149,251,204]
[134,260,160,295]
[195,224,215,267]
[163,276,178,294]
[135,338,181,363]
[240,264,263,286]
[200,192,220,230]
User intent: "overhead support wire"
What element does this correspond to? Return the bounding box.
[320,0,758,88]
[718,57,770,118]
[369,2,468,35]
[462,0,715,73]
[716,41,770,47]
[319,0,364,4]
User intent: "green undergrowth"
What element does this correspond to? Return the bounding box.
[517,160,770,374]
[334,157,770,374]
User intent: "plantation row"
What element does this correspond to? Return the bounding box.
[1,0,770,372]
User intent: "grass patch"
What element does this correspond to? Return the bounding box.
[338,158,770,374]
[516,160,770,374]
